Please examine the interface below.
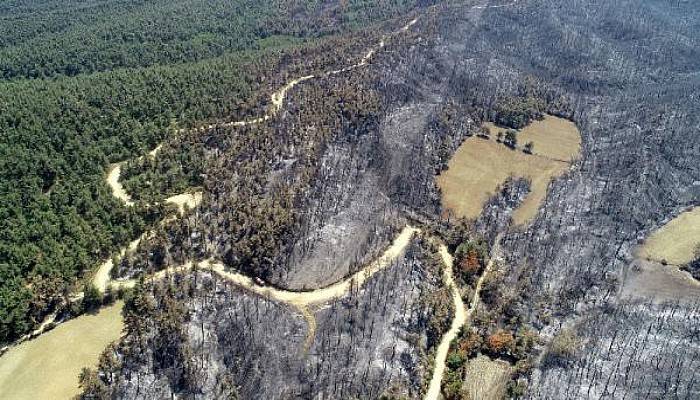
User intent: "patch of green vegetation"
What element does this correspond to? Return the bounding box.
[493,96,546,129]
[0,0,434,344]
[0,50,272,343]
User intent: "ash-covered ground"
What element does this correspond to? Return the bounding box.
[98,237,450,399]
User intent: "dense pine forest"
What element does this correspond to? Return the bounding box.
[0,0,434,345]
[0,0,422,79]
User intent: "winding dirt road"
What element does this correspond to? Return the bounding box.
[6,3,526,394]
[111,225,419,349]
[105,144,164,205]
[99,13,424,295]
[106,164,134,205]
[0,14,427,358]
[105,16,417,204]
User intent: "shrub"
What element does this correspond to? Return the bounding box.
[507,377,528,398]
[82,284,103,312]
[543,328,580,368]
[478,126,491,138]
[458,330,482,358]
[441,369,465,400]
[447,352,466,370]
[513,328,537,359]
[504,130,518,148]
[485,330,515,356]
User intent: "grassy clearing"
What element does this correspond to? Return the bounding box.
[437,115,581,225]
[518,116,581,162]
[0,302,124,400]
[639,207,700,266]
[462,355,512,400]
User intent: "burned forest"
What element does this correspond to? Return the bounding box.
[1,0,699,399]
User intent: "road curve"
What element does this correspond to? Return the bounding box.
[106,163,133,205]
[110,225,419,349]
[425,245,467,400]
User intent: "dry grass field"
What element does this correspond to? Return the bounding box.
[437,115,581,225]
[639,207,700,265]
[462,355,512,400]
[518,116,581,162]
[0,302,124,400]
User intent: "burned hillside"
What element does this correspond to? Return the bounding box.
[82,236,450,399]
[76,0,700,399]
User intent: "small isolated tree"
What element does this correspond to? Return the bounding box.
[486,329,515,356]
[82,283,102,312]
[479,125,491,138]
[524,141,534,154]
[504,130,518,148]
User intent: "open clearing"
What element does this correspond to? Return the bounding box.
[517,116,581,161]
[621,259,700,303]
[437,115,581,225]
[639,207,700,265]
[462,355,512,400]
[0,302,124,400]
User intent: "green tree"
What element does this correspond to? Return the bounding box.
[0,277,32,344]
[504,129,518,148]
[82,284,103,312]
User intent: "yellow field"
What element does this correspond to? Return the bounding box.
[518,116,581,161]
[639,207,700,265]
[437,115,581,225]
[0,302,124,400]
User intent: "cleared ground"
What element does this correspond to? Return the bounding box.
[621,259,700,304]
[639,207,700,265]
[0,302,124,400]
[437,115,581,225]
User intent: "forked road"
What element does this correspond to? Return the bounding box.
[425,234,503,400]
